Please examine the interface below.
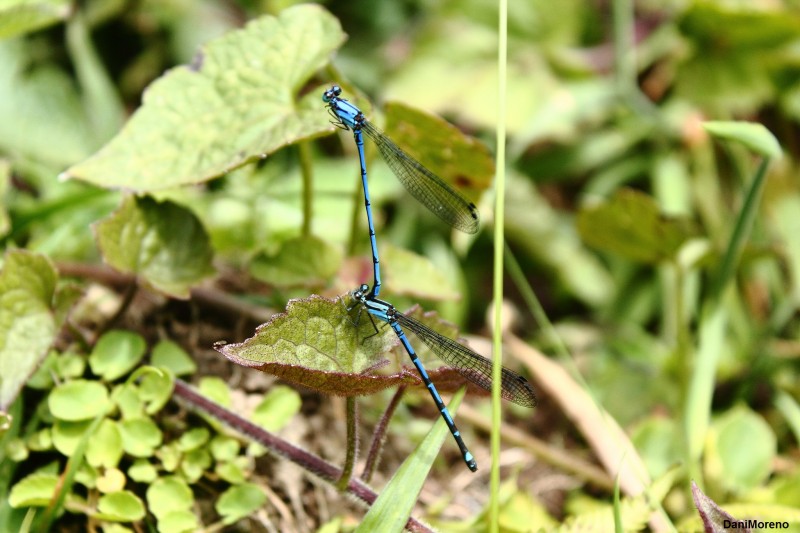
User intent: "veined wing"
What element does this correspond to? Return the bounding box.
[395,312,537,408]
[362,121,480,234]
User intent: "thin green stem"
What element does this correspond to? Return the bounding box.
[298,141,314,237]
[612,0,636,99]
[337,396,358,491]
[490,0,508,528]
[685,157,770,485]
[503,244,573,362]
[709,159,770,303]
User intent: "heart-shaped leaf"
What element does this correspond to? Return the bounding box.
[64,5,345,190]
[94,195,214,298]
[216,294,488,398]
[250,235,342,288]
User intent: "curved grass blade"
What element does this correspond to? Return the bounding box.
[355,387,467,533]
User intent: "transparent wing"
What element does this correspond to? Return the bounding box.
[395,312,537,408]
[362,121,480,234]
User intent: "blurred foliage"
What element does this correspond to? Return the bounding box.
[1,0,800,531]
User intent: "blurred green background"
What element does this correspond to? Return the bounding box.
[1,0,800,531]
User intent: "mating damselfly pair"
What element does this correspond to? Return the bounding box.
[324,85,536,471]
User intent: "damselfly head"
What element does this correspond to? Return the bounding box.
[322,85,342,103]
[351,283,370,300]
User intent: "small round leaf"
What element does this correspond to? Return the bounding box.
[49,380,110,421]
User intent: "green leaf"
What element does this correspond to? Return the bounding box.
[217,294,396,396]
[89,330,147,381]
[250,235,342,288]
[96,491,146,522]
[145,476,194,520]
[676,4,800,115]
[383,101,494,203]
[118,418,163,458]
[630,416,682,480]
[381,244,459,301]
[215,460,247,484]
[703,121,781,159]
[97,525,130,533]
[251,385,301,432]
[6,437,28,461]
[115,383,145,420]
[86,419,123,469]
[94,195,214,298]
[198,376,231,407]
[0,250,58,409]
[138,369,174,415]
[356,388,466,533]
[95,467,125,493]
[209,435,240,462]
[559,493,653,532]
[498,488,558,531]
[64,5,345,190]
[52,419,93,456]
[151,339,197,376]
[48,379,110,421]
[8,472,58,507]
[706,405,776,493]
[159,442,181,473]
[0,0,69,39]
[177,428,210,452]
[157,510,200,533]
[26,428,52,451]
[57,352,86,379]
[216,483,267,525]
[217,294,489,398]
[577,188,697,263]
[128,459,158,483]
[74,462,98,489]
[180,448,212,483]
[0,39,96,167]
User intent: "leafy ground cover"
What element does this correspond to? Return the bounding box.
[1,1,799,531]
